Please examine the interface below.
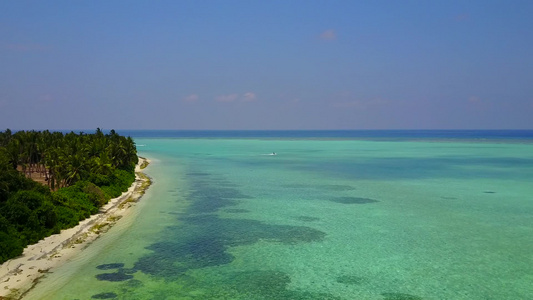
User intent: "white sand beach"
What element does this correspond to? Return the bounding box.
[0,158,151,300]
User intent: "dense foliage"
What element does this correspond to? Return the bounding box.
[0,129,138,263]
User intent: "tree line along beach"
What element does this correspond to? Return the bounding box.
[0,129,151,299]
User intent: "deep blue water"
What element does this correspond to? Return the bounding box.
[115,129,533,140]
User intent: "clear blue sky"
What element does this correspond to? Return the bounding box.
[1,0,532,130]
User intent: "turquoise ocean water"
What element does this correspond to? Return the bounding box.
[25,131,533,299]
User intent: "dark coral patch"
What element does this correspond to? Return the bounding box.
[331,197,378,204]
[126,172,337,298]
[133,254,186,278]
[335,275,365,285]
[96,263,124,270]
[91,292,117,299]
[134,217,326,278]
[96,272,134,282]
[224,208,250,213]
[382,292,423,300]
[133,174,326,283]
[199,270,343,300]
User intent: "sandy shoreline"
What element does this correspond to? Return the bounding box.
[0,157,152,300]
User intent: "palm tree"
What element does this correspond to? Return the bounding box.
[1,129,138,190]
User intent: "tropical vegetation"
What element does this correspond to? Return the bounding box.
[0,129,138,263]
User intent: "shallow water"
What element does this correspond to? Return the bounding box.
[26,138,533,299]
